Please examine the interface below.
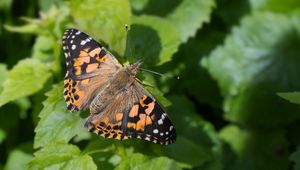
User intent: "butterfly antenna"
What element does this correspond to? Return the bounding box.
[140,68,180,80]
[140,68,164,77]
[125,24,134,60]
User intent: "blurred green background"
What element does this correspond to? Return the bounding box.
[1,0,300,169]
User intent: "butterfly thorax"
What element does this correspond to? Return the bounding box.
[89,62,141,114]
[125,61,142,77]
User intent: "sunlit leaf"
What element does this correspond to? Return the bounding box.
[115,153,181,170]
[0,64,8,93]
[28,142,96,170]
[0,129,6,144]
[125,15,180,66]
[32,35,54,62]
[34,83,87,148]
[202,12,300,127]
[130,0,149,12]
[277,92,300,105]
[0,0,12,10]
[69,0,131,55]
[250,0,300,12]
[0,58,51,106]
[4,150,32,170]
[167,0,215,42]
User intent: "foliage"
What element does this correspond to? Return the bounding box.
[0,0,300,170]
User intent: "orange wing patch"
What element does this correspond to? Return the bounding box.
[145,102,155,115]
[125,96,156,132]
[64,78,84,112]
[86,115,128,140]
[129,104,139,117]
[86,63,99,73]
[116,113,123,121]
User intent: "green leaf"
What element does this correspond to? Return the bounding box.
[34,83,88,148]
[215,0,250,26]
[165,95,222,168]
[38,0,62,11]
[62,155,97,170]
[290,147,300,170]
[5,5,70,37]
[250,0,300,13]
[130,0,149,12]
[69,0,131,55]
[0,0,12,10]
[0,129,6,144]
[32,35,54,62]
[125,15,180,66]
[4,24,41,34]
[14,97,31,119]
[219,125,289,170]
[4,150,33,170]
[114,153,181,170]
[28,143,96,170]
[202,12,300,127]
[83,139,118,169]
[277,92,300,105]
[0,64,8,93]
[0,58,51,107]
[167,0,215,43]
[160,27,224,105]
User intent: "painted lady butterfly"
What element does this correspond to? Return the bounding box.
[62,29,176,145]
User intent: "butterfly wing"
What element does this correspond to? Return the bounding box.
[85,82,176,145]
[62,29,122,112]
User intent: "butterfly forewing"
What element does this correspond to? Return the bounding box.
[62,29,121,112]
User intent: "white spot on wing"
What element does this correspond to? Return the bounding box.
[158,119,163,125]
[75,31,81,35]
[160,133,164,136]
[80,37,92,46]
[71,45,76,50]
[153,129,159,134]
[71,35,75,38]
[80,40,86,45]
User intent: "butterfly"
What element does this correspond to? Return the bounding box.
[62,29,176,145]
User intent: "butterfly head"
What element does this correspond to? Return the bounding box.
[126,61,142,77]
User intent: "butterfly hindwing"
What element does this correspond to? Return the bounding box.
[62,29,121,112]
[85,82,176,145]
